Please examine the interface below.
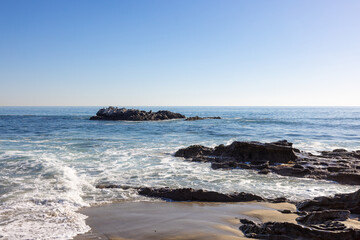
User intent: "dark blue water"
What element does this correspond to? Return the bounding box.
[0,106,359,239]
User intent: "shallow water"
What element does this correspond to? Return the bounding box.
[0,106,360,239]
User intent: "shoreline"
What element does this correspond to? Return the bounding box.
[74,201,297,240]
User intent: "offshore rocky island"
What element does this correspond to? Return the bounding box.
[90,106,221,121]
[89,107,360,240]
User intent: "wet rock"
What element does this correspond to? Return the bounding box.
[296,210,350,225]
[239,219,360,240]
[278,209,292,214]
[320,149,360,160]
[240,189,360,239]
[310,220,348,231]
[175,140,360,185]
[95,185,286,203]
[271,140,293,147]
[271,165,312,177]
[138,187,265,202]
[210,162,244,169]
[328,173,360,185]
[327,166,343,172]
[258,169,271,175]
[297,189,360,214]
[96,184,140,190]
[175,140,297,165]
[185,116,221,121]
[90,107,185,121]
[174,145,212,159]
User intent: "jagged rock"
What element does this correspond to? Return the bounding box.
[296,210,350,225]
[90,107,185,121]
[320,149,360,160]
[175,140,297,165]
[185,116,221,121]
[297,189,360,214]
[174,145,213,158]
[239,189,360,239]
[175,140,360,185]
[138,187,265,202]
[95,185,286,203]
[239,219,360,240]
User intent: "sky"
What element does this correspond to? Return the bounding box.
[0,0,359,106]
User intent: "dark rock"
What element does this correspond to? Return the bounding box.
[175,140,360,185]
[175,140,297,165]
[90,106,185,121]
[239,219,360,240]
[185,116,221,121]
[293,164,304,169]
[96,184,140,190]
[327,166,342,172]
[328,173,360,185]
[278,209,292,214]
[239,190,360,239]
[214,141,297,164]
[310,221,348,231]
[297,189,360,214]
[174,145,212,158]
[296,210,350,225]
[320,149,360,160]
[138,187,265,202]
[258,169,271,175]
[96,185,287,203]
[271,165,312,177]
[333,149,348,153]
[271,140,293,147]
[211,162,244,170]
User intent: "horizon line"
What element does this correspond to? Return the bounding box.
[1,105,360,108]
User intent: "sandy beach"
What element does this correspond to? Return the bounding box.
[74,201,297,240]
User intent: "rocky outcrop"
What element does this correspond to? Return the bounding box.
[138,187,264,202]
[239,218,360,240]
[175,140,297,164]
[175,140,360,185]
[95,185,287,203]
[297,189,360,214]
[240,189,360,239]
[185,116,221,121]
[296,210,350,225]
[90,107,185,121]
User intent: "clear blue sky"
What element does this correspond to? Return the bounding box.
[0,0,359,106]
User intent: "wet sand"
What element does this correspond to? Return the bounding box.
[74,201,297,240]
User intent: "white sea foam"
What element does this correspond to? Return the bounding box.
[0,151,91,239]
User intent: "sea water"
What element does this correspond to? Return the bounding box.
[0,106,360,239]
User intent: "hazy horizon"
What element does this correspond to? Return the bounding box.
[1,105,360,108]
[1,0,359,106]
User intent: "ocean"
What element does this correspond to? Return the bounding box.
[0,106,360,239]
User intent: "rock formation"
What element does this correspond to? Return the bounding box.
[240,189,360,239]
[90,107,185,121]
[175,140,360,185]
